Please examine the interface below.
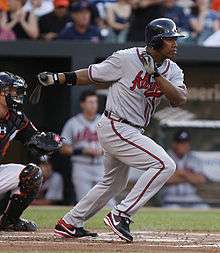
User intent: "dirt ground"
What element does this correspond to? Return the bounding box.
[0,229,220,252]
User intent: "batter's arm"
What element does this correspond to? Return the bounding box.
[155,75,187,107]
[37,69,96,87]
[57,69,94,86]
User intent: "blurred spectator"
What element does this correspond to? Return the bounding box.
[211,0,220,12]
[0,0,39,39]
[176,0,194,9]
[39,0,70,41]
[189,0,219,44]
[57,0,102,41]
[162,0,191,34]
[128,0,163,42]
[23,0,54,17]
[203,28,220,46]
[0,25,16,39]
[162,130,209,209]
[60,90,104,202]
[0,11,16,40]
[0,0,9,11]
[105,0,131,43]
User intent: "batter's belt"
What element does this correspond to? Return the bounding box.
[104,110,143,130]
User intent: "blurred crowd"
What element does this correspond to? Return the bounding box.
[0,0,220,45]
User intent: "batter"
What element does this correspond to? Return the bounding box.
[38,18,188,242]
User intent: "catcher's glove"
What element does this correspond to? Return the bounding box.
[27,132,63,157]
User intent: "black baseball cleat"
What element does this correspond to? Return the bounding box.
[0,218,37,232]
[104,212,133,242]
[54,218,98,238]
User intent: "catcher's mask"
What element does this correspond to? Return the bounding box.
[0,71,27,109]
[145,18,184,50]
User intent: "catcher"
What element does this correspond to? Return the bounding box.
[0,72,62,232]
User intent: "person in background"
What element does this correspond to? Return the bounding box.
[39,0,70,41]
[57,0,101,41]
[211,0,220,12]
[0,0,9,12]
[189,0,219,44]
[0,10,16,40]
[127,0,163,42]
[23,0,54,17]
[0,0,39,39]
[61,90,104,202]
[162,0,191,35]
[162,130,209,209]
[203,24,220,46]
[106,0,131,43]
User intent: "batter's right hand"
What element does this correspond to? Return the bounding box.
[141,52,158,75]
[37,72,56,86]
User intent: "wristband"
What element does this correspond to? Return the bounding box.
[52,73,60,85]
[64,72,77,86]
[72,148,83,155]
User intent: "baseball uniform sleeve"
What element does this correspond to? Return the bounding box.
[169,64,187,96]
[88,51,123,83]
[61,119,74,145]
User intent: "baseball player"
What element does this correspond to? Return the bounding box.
[38,18,187,242]
[0,72,62,231]
[61,90,104,202]
[162,130,208,209]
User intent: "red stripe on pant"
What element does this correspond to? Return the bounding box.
[111,120,165,213]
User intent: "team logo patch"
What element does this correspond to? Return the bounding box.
[130,71,163,98]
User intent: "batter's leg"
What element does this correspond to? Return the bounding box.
[100,119,176,242]
[62,152,129,227]
[108,120,176,216]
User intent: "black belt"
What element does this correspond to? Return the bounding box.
[104,110,143,129]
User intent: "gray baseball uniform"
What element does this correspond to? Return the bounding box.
[64,47,187,226]
[162,150,208,208]
[61,113,104,201]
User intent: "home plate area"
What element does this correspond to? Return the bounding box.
[0,230,220,252]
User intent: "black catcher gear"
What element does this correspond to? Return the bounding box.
[0,164,43,231]
[0,72,27,110]
[27,132,62,158]
[145,18,184,49]
[0,110,35,161]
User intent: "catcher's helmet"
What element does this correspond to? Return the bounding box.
[0,71,27,109]
[145,18,184,49]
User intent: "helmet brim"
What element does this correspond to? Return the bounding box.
[162,32,185,38]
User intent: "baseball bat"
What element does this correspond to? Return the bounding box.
[29,73,48,105]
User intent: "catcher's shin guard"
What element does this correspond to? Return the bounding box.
[0,164,43,230]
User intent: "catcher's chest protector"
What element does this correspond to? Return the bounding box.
[0,110,27,160]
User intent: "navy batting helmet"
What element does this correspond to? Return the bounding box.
[145,18,184,49]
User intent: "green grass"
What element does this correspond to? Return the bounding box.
[23,206,220,232]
